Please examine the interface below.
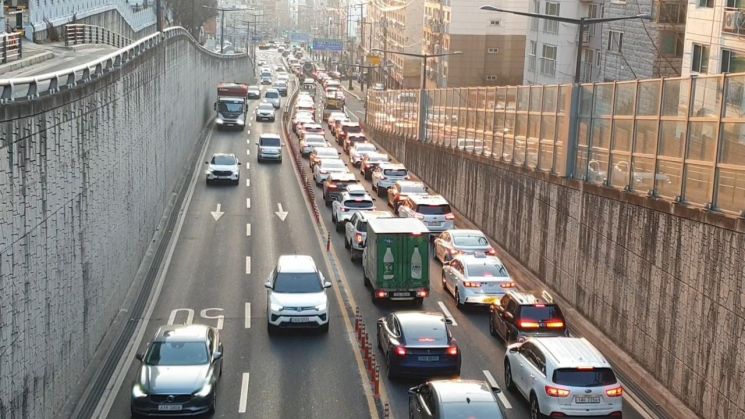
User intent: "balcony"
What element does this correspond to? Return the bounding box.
[723,7,745,36]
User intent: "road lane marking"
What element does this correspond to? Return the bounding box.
[246,198,251,208]
[246,178,250,187]
[200,308,225,330]
[245,303,251,328]
[168,308,194,326]
[245,256,251,274]
[246,162,250,169]
[246,223,251,236]
[238,372,250,413]
[483,369,512,409]
[437,301,458,326]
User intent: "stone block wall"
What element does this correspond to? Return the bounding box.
[0,36,248,417]
[372,130,745,419]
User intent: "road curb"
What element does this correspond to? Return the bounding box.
[0,51,54,74]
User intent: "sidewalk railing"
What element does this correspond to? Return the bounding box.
[65,24,132,49]
[367,73,745,217]
[1,32,23,64]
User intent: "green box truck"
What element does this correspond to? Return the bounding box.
[362,218,431,304]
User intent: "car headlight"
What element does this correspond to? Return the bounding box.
[216,118,223,124]
[193,382,213,398]
[315,302,327,311]
[270,302,284,312]
[132,383,148,398]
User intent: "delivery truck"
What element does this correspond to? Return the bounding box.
[362,217,430,304]
[214,82,249,130]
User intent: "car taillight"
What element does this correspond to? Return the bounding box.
[446,345,458,356]
[545,385,570,398]
[380,176,387,180]
[486,247,496,255]
[445,213,455,220]
[518,320,541,329]
[320,170,328,174]
[500,282,516,289]
[375,290,388,298]
[328,184,337,189]
[416,290,428,297]
[605,386,623,397]
[355,233,363,243]
[463,281,480,288]
[404,175,411,179]
[340,208,348,212]
[394,346,407,356]
[546,320,565,328]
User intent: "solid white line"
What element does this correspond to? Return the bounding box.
[246,223,251,236]
[238,372,250,413]
[245,256,251,275]
[246,198,251,208]
[483,369,512,409]
[245,303,251,329]
[437,301,458,326]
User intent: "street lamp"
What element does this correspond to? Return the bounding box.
[372,48,463,90]
[203,5,251,54]
[480,5,650,83]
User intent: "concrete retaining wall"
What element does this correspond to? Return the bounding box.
[371,130,745,419]
[0,36,249,417]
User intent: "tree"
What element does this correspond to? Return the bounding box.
[164,0,218,39]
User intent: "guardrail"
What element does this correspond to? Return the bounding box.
[65,23,133,49]
[1,32,23,64]
[0,26,247,103]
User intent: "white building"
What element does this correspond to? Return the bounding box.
[682,0,745,76]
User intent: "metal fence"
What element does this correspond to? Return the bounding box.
[366,73,745,217]
[1,32,23,64]
[65,24,133,49]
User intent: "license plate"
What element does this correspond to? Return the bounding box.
[574,396,601,404]
[417,356,440,362]
[290,317,311,323]
[483,297,498,304]
[393,292,410,297]
[158,405,183,411]
[426,221,439,226]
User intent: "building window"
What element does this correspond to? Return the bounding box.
[528,41,537,72]
[692,44,710,73]
[721,48,745,73]
[489,19,501,26]
[487,47,500,54]
[608,30,623,53]
[531,0,539,31]
[588,4,603,36]
[544,2,560,34]
[698,0,713,7]
[486,75,498,81]
[660,31,683,57]
[540,44,557,77]
[658,2,686,24]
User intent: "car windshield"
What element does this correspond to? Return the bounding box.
[144,341,209,366]
[259,104,274,111]
[401,319,448,345]
[343,200,374,208]
[273,272,323,293]
[453,235,489,246]
[260,137,281,147]
[218,102,243,113]
[356,221,368,232]
[323,161,346,169]
[552,368,617,387]
[467,263,509,277]
[212,156,236,165]
[416,204,451,214]
[265,91,279,98]
[519,305,563,322]
[370,156,388,163]
[384,169,407,176]
[306,137,326,144]
[440,402,504,418]
[357,145,377,152]
[343,125,362,133]
[401,184,426,194]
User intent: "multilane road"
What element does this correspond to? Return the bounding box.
[99,50,655,418]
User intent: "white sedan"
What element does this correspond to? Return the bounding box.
[349,143,378,167]
[300,134,329,156]
[313,159,350,185]
[442,254,515,309]
[434,229,496,263]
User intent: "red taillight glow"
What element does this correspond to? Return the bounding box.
[500,282,516,288]
[375,290,388,298]
[416,290,428,297]
[380,176,387,180]
[463,281,480,288]
[445,213,455,220]
[328,183,337,189]
[546,320,565,328]
[486,248,497,255]
[394,346,407,356]
[446,345,458,356]
[320,170,328,174]
[355,233,363,243]
[545,385,570,397]
[605,386,623,397]
[519,320,541,329]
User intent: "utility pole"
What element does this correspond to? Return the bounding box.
[204,5,249,54]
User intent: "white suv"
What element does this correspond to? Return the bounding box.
[205,153,240,185]
[331,185,374,231]
[371,163,409,196]
[265,255,331,333]
[504,337,623,419]
[344,210,392,261]
[397,194,455,233]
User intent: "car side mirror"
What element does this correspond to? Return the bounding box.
[264,281,272,289]
[508,346,519,353]
[213,103,217,110]
[204,161,209,164]
[237,162,242,165]
[444,318,453,325]
[135,353,144,362]
[213,351,223,361]
[503,311,513,319]
[323,281,332,288]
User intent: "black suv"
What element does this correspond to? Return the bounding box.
[488,290,569,343]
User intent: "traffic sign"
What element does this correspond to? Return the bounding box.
[290,32,310,42]
[312,38,344,52]
[367,54,381,65]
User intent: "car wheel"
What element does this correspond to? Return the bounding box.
[386,354,397,380]
[205,178,211,185]
[325,198,332,207]
[505,360,516,392]
[320,322,329,333]
[414,297,424,306]
[344,237,351,249]
[441,270,447,290]
[371,183,377,193]
[455,289,464,310]
[209,388,217,415]
[331,212,337,224]
[267,323,277,335]
[363,273,371,287]
[335,221,344,232]
[530,394,545,419]
[489,314,498,337]
[378,187,385,197]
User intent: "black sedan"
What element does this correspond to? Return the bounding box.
[377,312,461,379]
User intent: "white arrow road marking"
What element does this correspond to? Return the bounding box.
[238,372,250,413]
[245,303,251,329]
[483,369,512,409]
[210,203,224,221]
[437,301,458,326]
[275,203,288,221]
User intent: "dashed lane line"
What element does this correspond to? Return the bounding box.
[483,369,512,409]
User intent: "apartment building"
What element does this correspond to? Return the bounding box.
[524,0,686,85]
[682,0,745,76]
[367,0,424,89]
[423,0,527,88]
